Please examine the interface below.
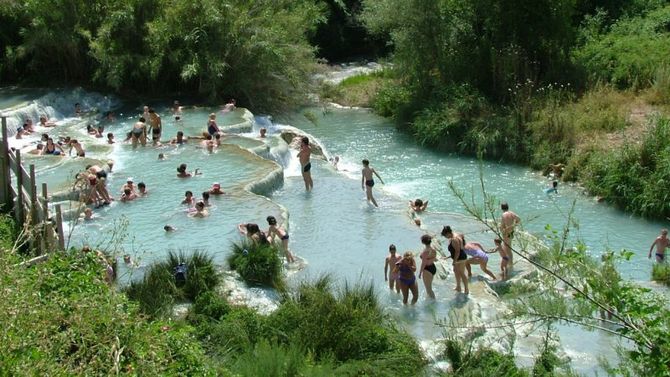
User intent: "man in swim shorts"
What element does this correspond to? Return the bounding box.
[649,229,670,263]
[148,108,162,144]
[297,136,313,191]
[361,159,384,207]
[500,202,520,265]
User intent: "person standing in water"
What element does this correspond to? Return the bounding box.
[147,108,162,145]
[500,202,520,266]
[649,229,670,263]
[396,251,419,305]
[442,226,469,295]
[266,215,295,263]
[492,238,509,279]
[384,244,402,293]
[361,159,384,207]
[297,136,313,191]
[418,234,437,300]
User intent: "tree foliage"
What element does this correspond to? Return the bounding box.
[0,0,326,111]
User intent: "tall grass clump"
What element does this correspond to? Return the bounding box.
[442,339,526,376]
[126,250,219,318]
[652,263,670,286]
[0,214,17,251]
[228,239,284,289]
[268,276,425,374]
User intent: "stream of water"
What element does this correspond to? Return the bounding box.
[1,88,666,375]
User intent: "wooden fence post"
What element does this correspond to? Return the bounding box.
[55,204,65,250]
[41,183,49,220]
[29,165,38,225]
[15,149,24,225]
[41,183,49,252]
[0,117,9,209]
[29,164,41,254]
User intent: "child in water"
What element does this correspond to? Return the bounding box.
[545,181,558,194]
[384,244,402,293]
[491,238,509,279]
[182,191,194,206]
[177,163,200,178]
[361,159,384,207]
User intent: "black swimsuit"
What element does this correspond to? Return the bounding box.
[424,264,437,275]
[365,179,374,187]
[448,242,467,261]
[303,162,311,173]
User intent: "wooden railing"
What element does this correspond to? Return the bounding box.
[0,117,65,254]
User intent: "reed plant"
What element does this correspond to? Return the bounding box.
[125,250,220,318]
[228,239,284,289]
[652,263,670,286]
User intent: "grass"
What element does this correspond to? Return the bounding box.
[227,239,285,290]
[0,246,217,375]
[188,275,425,375]
[125,250,220,318]
[320,70,393,108]
[652,263,670,286]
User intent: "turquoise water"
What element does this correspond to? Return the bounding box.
[277,108,665,282]
[2,91,663,374]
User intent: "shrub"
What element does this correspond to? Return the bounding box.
[228,239,284,289]
[191,291,231,320]
[442,339,528,376]
[574,5,670,89]
[0,249,219,375]
[652,263,670,286]
[268,276,425,374]
[0,214,17,251]
[126,250,220,318]
[580,116,670,218]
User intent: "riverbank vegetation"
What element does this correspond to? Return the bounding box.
[227,239,285,290]
[0,0,327,112]
[450,178,670,376]
[125,250,219,318]
[353,0,670,219]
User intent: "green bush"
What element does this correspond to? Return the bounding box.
[126,250,220,318]
[0,249,219,375]
[268,276,425,374]
[0,214,17,251]
[198,306,271,356]
[580,116,670,218]
[442,339,527,377]
[574,5,670,89]
[652,263,670,286]
[191,291,231,320]
[228,239,284,288]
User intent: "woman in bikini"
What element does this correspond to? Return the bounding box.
[396,251,419,305]
[418,234,437,299]
[442,225,469,294]
[207,113,220,136]
[130,117,147,147]
[41,138,64,156]
[266,215,295,263]
[462,241,497,280]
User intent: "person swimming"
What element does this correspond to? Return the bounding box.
[545,181,558,194]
